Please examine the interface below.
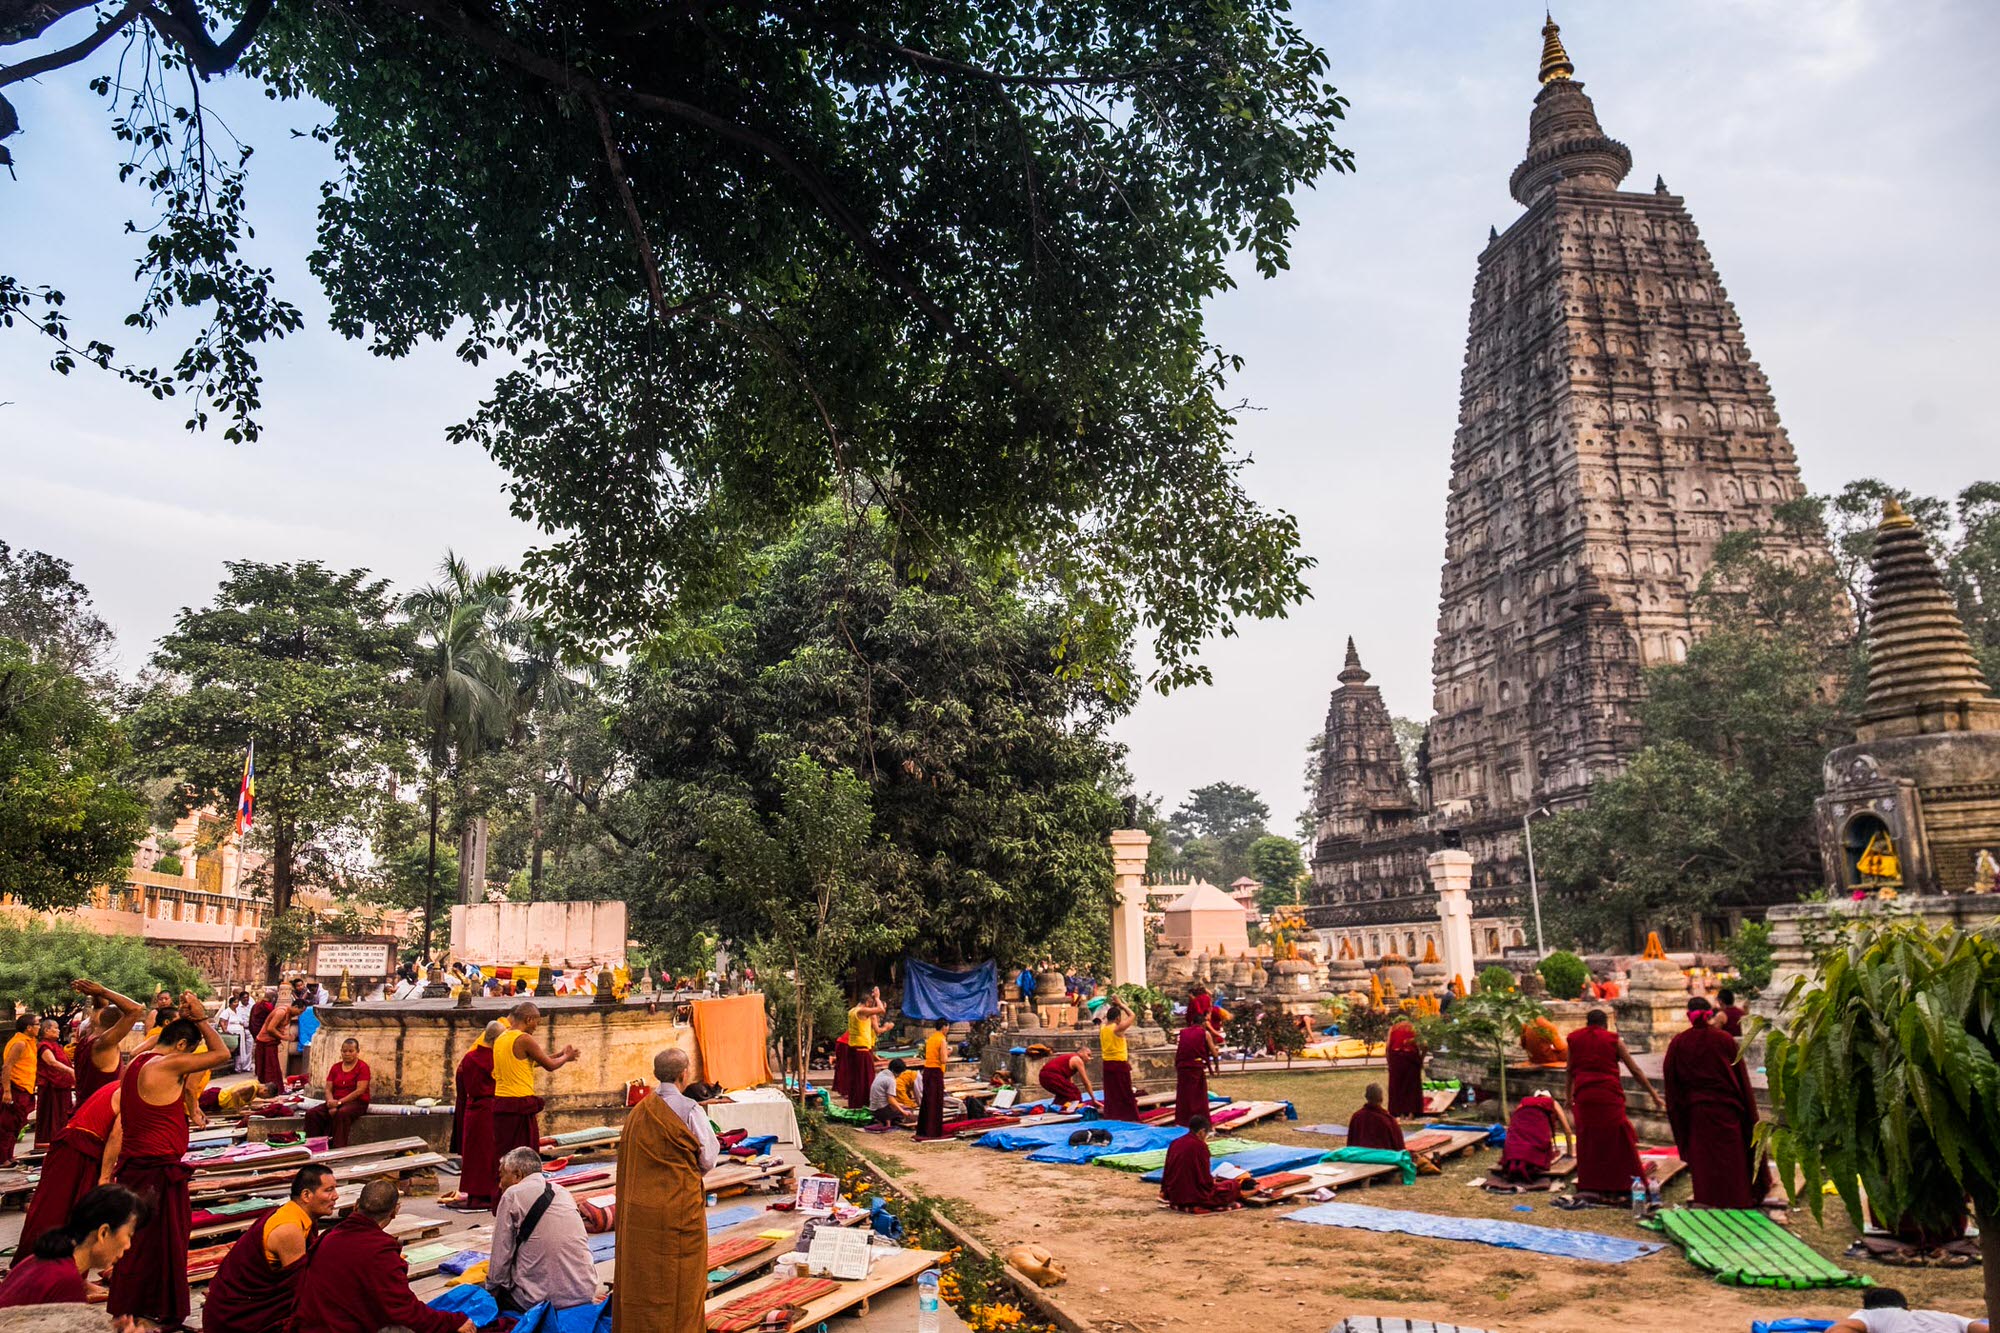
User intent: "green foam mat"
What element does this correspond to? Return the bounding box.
[1656,1208,1872,1289]
[1092,1137,1258,1172]
[825,1104,875,1125]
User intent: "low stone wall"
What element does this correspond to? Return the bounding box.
[978,1024,1174,1093]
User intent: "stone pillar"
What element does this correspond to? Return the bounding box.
[1109,829,1151,988]
[1428,848,1477,992]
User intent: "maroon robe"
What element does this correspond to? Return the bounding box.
[304,1058,370,1148]
[1567,1026,1643,1195]
[1038,1054,1083,1104]
[830,1033,853,1105]
[452,1043,498,1208]
[1719,1005,1747,1037]
[1159,1133,1242,1212]
[1345,1102,1406,1151]
[15,1083,117,1263]
[292,1212,462,1333]
[1099,1060,1140,1122]
[201,1207,311,1333]
[1386,1022,1425,1119]
[1173,1025,1210,1127]
[108,1053,195,1327]
[251,1000,283,1088]
[74,1046,121,1107]
[0,1085,33,1167]
[33,1041,74,1150]
[489,1095,543,1181]
[1663,1015,1760,1208]
[916,1065,946,1140]
[1498,1095,1560,1181]
[844,1043,877,1112]
[0,1254,88,1307]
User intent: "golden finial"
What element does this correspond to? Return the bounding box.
[1881,496,1915,529]
[1539,13,1575,84]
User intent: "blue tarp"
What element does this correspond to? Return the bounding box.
[1750,1322,1834,1333]
[1139,1144,1330,1183]
[705,1204,761,1232]
[1024,1124,1186,1165]
[974,1119,1161,1153]
[1282,1202,1665,1263]
[427,1284,499,1327]
[510,1299,612,1333]
[901,959,1001,1022]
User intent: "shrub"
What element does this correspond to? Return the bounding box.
[1477,965,1517,995]
[1537,950,1590,1000]
[1723,920,1774,996]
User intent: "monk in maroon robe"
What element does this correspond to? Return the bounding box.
[293,1180,469,1333]
[68,978,144,1108]
[1159,1116,1249,1213]
[0,1183,150,1309]
[1346,1083,1406,1151]
[1497,1091,1571,1182]
[1037,1052,1093,1107]
[15,1082,120,1262]
[450,1023,500,1209]
[1663,997,1762,1208]
[1566,1009,1665,1200]
[1716,988,1747,1038]
[1173,1020,1216,1127]
[202,1164,340,1333]
[1386,1020,1425,1119]
[33,1022,74,1150]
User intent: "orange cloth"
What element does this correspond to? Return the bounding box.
[3,1035,36,1093]
[689,995,768,1092]
[1521,1016,1568,1066]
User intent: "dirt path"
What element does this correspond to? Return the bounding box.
[836,1069,1986,1333]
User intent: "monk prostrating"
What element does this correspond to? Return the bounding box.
[615,1047,719,1333]
[1496,1089,1571,1183]
[1159,1115,1250,1213]
[451,1021,502,1210]
[107,994,233,1329]
[1520,1015,1568,1067]
[202,1163,340,1333]
[13,1080,121,1262]
[1566,1009,1664,1202]
[293,1179,469,1333]
[1663,996,1762,1208]
[255,995,308,1095]
[1345,1083,1406,1151]
[1385,1019,1425,1119]
[1173,1015,1217,1127]
[488,1002,581,1196]
[1037,1051,1094,1108]
[68,979,145,1107]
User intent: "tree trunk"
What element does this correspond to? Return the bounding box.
[422,785,440,961]
[1979,1200,1999,1328]
[459,816,490,905]
[265,822,295,985]
[528,788,547,903]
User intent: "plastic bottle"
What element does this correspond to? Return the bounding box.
[917,1270,940,1333]
[1629,1176,1647,1219]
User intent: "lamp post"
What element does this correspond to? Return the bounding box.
[1522,805,1551,958]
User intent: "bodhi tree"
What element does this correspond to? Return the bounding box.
[3,3,1349,690]
[0,919,204,1019]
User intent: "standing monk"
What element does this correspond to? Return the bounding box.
[248,987,282,1093]
[489,1003,579,1179]
[0,1016,37,1167]
[1566,1009,1664,1203]
[1385,1018,1426,1119]
[1715,988,1747,1038]
[1663,996,1762,1208]
[614,1047,719,1333]
[1097,999,1141,1122]
[255,994,306,1095]
[1345,1084,1406,1151]
[916,1019,948,1140]
[108,995,232,1329]
[1173,1012,1217,1127]
[13,1081,121,1263]
[201,1163,340,1333]
[33,1020,75,1150]
[843,988,887,1111]
[451,1021,502,1210]
[69,979,145,1107]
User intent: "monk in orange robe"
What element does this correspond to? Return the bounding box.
[0,1016,38,1167]
[1345,1083,1406,1151]
[615,1047,715,1333]
[1521,1015,1568,1067]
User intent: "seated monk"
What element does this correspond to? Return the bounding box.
[302,1038,371,1148]
[1160,1115,1252,1213]
[1521,1016,1568,1067]
[1345,1083,1406,1151]
[889,1065,921,1121]
[1498,1089,1572,1183]
[293,1179,470,1333]
[202,1164,341,1333]
[1036,1051,1094,1107]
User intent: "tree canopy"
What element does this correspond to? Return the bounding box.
[0,541,115,682]
[0,919,205,1017]
[4,1,1353,689]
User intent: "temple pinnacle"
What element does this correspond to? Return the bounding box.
[1338,636,1370,686]
[1538,14,1575,84]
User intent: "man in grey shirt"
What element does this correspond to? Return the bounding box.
[488,1147,601,1313]
[656,1047,721,1172]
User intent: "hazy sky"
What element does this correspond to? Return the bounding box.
[3,1,1996,836]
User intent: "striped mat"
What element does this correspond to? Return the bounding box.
[706,1276,841,1332]
[1655,1209,1871,1289]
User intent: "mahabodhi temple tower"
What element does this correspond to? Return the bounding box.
[1309,18,1825,963]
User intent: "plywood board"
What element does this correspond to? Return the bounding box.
[702,1247,948,1326]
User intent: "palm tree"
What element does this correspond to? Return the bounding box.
[498,618,603,903]
[403,553,514,956]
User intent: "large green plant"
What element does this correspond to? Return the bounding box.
[1723,920,1775,996]
[1448,984,1548,1114]
[0,921,205,1018]
[1536,950,1589,1001]
[1763,919,2000,1322]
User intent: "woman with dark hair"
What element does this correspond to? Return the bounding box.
[0,1183,150,1307]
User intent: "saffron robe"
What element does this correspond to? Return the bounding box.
[1159,1134,1242,1212]
[1038,1054,1084,1104]
[0,1254,87,1307]
[292,1212,462,1333]
[1173,1025,1210,1127]
[108,1057,196,1327]
[1498,1095,1560,1181]
[15,1083,117,1261]
[612,1090,707,1333]
[1345,1102,1406,1151]
[452,1041,499,1207]
[1567,1026,1643,1195]
[1663,1017,1760,1209]
[1521,1017,1567,1067]
[33,1040,74,1150]
[201,1206,311,1333]
[1386,1023,1425,1119]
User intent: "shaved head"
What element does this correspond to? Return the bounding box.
[653,1048,691,1085]
[356,1178,401,1221]
[510,1001,540,1022]
[482,1021,505,1043]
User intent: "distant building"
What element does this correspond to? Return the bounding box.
[1158,882,1251,957]
[1228,876,1262,924]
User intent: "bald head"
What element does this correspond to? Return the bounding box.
[356,1178,401,1222]
[654,1047,691,1086]
[482,1021,505,1043]
[509,1001,540,1033]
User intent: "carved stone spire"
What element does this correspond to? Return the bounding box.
[1338,636,1370,685]
[1537,14,1574,84]
[1857,500,2000,741]
[1510,16,1632,205]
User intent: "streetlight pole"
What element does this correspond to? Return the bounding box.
[1522,805,1551,958]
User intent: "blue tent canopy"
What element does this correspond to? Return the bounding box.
[901,959,1000,1022]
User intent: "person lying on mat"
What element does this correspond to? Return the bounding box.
[868,1059,911,1127]
[1159,1115,1252,1213]
[1036,1051,1094,1108]
[1496,1088,1572,1182]
[1345,1083,1405,1151]
[1829,1286,1989,1333]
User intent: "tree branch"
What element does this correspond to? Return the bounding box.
[142,0,274,75]
[554,773,638,850]
[0,0,140,89]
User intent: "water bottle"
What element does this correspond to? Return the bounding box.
[1629,1176,1647,1219]
[917,1269,940,1333]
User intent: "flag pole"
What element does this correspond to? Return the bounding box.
[229,738,254,899]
